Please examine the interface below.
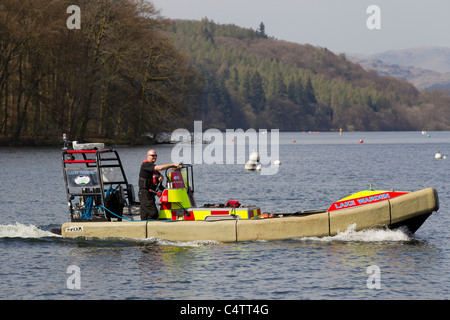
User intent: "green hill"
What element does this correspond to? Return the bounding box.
[168,19,450,131]
[2,2,450,146]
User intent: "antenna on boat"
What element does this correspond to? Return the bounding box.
[62,133,70,150]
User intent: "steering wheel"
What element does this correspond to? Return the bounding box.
[164,163,185,181]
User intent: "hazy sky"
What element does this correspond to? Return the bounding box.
[150,0,450,55]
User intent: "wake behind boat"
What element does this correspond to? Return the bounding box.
[55,139,439,242]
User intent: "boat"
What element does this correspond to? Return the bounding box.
[55,140,439,242]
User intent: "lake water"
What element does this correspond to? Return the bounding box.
[1,131,449,303]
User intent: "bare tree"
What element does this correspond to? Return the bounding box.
[0,0,197,144]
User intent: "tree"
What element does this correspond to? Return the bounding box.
[288,80,305,106]
[256,22,268,39]
[304,77,317,105]
[268,72,287,100]
[249,71,266,113]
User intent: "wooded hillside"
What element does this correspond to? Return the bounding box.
[168,19,450,132]
[2,2,450,146]
[0,0,197,145]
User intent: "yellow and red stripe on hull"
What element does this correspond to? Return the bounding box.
[328,190,409,212]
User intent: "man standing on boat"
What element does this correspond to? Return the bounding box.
[139,149,182,220]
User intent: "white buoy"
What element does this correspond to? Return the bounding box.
[274,158,281,166]
[245,160,257,170]
[435,152,445,159]
[249,150,260,162]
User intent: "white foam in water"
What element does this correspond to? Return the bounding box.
[0,222,59,238]
[299,224,412,242]
[143,237,220,247]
